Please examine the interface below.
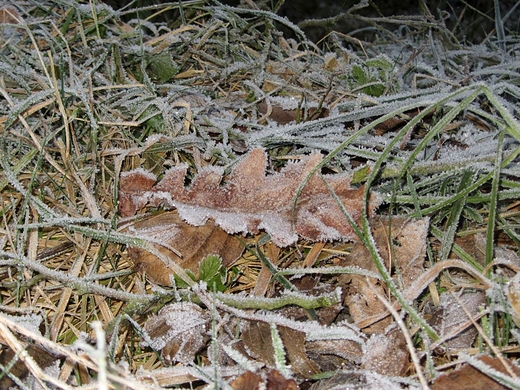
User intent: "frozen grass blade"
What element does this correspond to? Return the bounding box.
[485,129,504,265]
[438,170,476,262]
[1,0,519,387]
[270,323,290,378]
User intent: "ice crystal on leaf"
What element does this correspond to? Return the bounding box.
[143,302,210,364]
[119,148,382,246]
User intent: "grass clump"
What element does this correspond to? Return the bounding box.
[0,0,519,388]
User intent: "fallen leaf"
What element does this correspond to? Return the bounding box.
[241,322,320,379]
[264,369,299,390]
[0,314,60,388]
[361,327,410,377]
[507,272,520,327]
[0,7,20,24]
[121,211,243,285]
[305,338,364,366]
[230,370,263,390]
[308,371,368,390]
[423,291,486,353]
[143,302,210,364]
[340,216,428,333]
[0,344,59,388]
[119,148,381,247]
[230,369,299,390]
[432,355,520,390]
[258,101,329,124]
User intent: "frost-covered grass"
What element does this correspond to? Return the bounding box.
[0,0,519,388]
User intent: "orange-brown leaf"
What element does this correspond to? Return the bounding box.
[432,355,520,390]
[119,148,381,247]
[121,211,243,286]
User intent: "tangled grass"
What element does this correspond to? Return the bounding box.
[0,0,520,388]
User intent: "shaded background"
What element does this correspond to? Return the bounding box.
[103,0,520,44]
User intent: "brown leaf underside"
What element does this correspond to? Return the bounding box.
[119,148,381,247]
[121,211,244,285]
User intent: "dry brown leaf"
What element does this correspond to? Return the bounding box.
[308,371,368,390]
[340,216,429,333]
[0,343,58,388]
[230,369,299,390]
[305,338,364,366]
[432,355,520,390]
[143,302,210,364]
[0,314,60,388]
[507,272,520,327]
[229,370,263,390]
[0,6,20,24]
[241,322,320,379]
[361,327,410,377]
[121,211,244,285]
[119,148,381,247]
[423,291,486,353]
[258,101,329,124]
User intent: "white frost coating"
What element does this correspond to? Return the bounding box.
[142,302,210,361]
[258,213,298,247]
[236,307,365,344]
[0,313,42,336]
[176,204,211,226]
[120,167,156,182]
[297,209,343,242]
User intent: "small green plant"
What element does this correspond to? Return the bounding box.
[174,255,228,292]
[348,55,394,96]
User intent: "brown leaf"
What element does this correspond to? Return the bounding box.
[306,339,364,366]
[361,327,410,377]
[308,371,368,390]
[143,302,210,364]
[122,211,243,285]
[424,291,486,353]
[0,344,58,388]
[340,216,428,333]
[0,7,20,24]
[265,369,299,390]
[119,148,381,247]
[258,101,329,124]
[507,272,520,327]
[432,355,520,390]
[230,370,263,390]
[0,314,60,388]
[230,369,299,390]
[241,322,320,379]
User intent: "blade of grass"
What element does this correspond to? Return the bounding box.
[438,169,476,262]
[485,129,504,265]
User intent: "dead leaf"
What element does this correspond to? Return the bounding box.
[119,148,381,247]
[306,338,364,366]
[308,371,368,390]
[241,322,320,379]
[361,327,410,377]
[432,355,520,390]
[143,302,210,364]
[0,343,59,388]
[507,272,520,327]
[424,291,486,353]
[0,314,60,388]
[340,216,428,333]
[230,370,263,390]
[122,211,244,285]
[264,369,299,390]
[230,369,299,390]
[258,101,329,124]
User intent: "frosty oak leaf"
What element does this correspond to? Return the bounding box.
[119,148,382,247]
